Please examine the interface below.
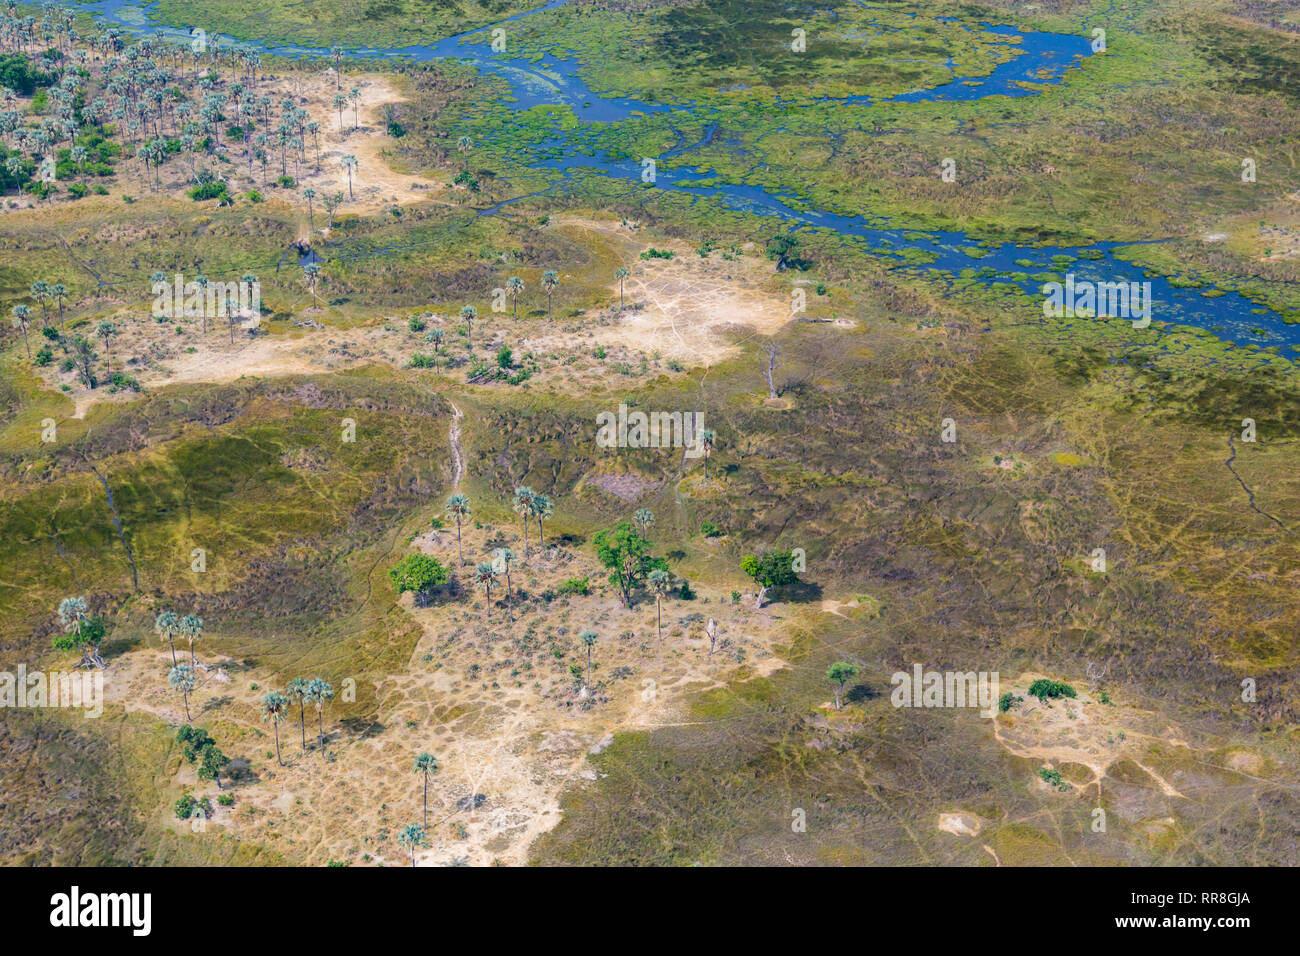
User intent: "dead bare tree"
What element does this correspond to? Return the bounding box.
[763,343,779,399]
[1086,661,1109,696]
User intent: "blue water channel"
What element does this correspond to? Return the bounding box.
[73,0,1300,352]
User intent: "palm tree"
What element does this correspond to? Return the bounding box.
[700,428,716,479]
[445,493,471,565]
[492,547,515,622]
[155,610,180,664]
[511,486,535,556]
[541,270,558,319]
[349,87,361,128]
[456,135,471,170]
[648,569,671,643]
[303,186,316,229]
[506,276,523,315]
[341,154,357,199]
[534,493,553,549]
[306,678,334,759]
[304,262,322,308]
[286,677,310,753]
[97,321,116,373]
[260,690,290,766]
[413,753,438,829]
[10,304,31,359]
[397,823,428,867]
[180,613,203,667]
[427,327,446,353]
[615,267,629,308]
[51,283,67,329]
[633,507,654,536]
[460,304,476,348]
[474,562,497,620]
[168,663,196,721]
[30,281,49,324]
[579,630,597,689]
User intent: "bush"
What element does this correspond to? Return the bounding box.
[217,794,234,807]
[998,692,1023,713]
[188,180,229,202]
[174,794,213,821]
[408,315,427,332]
[1027,679,1076,703]
[557,576,591,596]
[409,353,435,368]
[700,520,722,537]
[388,553,449,595]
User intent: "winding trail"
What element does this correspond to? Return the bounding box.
[448,400,465,490]
[89,464,140,592]
[1225,433,1284,529]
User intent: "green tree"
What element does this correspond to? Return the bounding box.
[593,520,667,607]
[541,270,558,319]
[827,661,857,710]
[198,741,231,790]
[740,550,799,608]
[389,553,450,598]
[615,267,629,308]
[474,562,498,619]
[460,304,477,348]
[397,823,428,867]
[648,568,671,642]
[579,630,597,689]
[512,486,535,556]
[506,275,523,315]
[306,678,334,758]
[169,663,196,721]
[10,304,31,358]
[286,677,311,753]
[180,613,203,667]
[260,690,290,766]
[413,752,438,829]
[154,610,180,665]
[55,596,106,668]
[445,493,471,566]
[533,493,553,548]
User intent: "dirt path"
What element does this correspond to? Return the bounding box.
[448,400,465,490]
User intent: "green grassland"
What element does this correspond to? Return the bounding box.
[1,0,1298,866]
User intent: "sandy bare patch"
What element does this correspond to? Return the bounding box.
[274,72,443,224]
[525,218,793,367]
[938,811,982,837]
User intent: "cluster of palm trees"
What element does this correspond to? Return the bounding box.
[155,610,205,666]
[511,486,553,557]
[156,610,205,720]
[395,753,440,865]
[488,271,559,322]
[259,677,335,766]
[0,4,337,206]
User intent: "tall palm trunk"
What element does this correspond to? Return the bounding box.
[299,700,307,752]
[273,723,283,766]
